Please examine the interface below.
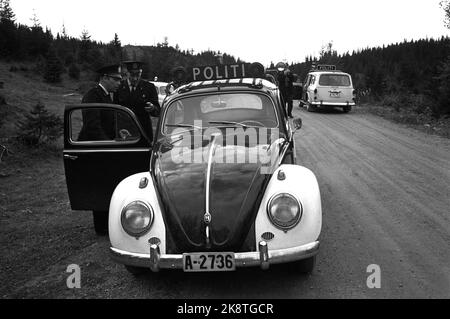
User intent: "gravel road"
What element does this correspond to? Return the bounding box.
[1,105,449,299]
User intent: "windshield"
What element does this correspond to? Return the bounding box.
[319,74,351,86]
[162,93,278,135]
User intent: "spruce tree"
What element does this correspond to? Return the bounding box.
[16,102,63,146]
[0,0,15,23]
[78,29,91,64]
[441,0,450,28]
[44,46,63,83]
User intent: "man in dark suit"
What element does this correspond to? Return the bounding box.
[79,64,122,141]
[284,69,295,118]
[114,61,160,142]
[276,63,295,118]
[78,64,122,236]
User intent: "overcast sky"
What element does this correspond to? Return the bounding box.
[9,0,450,66]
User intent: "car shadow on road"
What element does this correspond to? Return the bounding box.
[297,107,348,115]
[132,264,318,298]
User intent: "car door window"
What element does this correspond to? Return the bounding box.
[70,108,141,143]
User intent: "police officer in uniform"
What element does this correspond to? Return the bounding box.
[284,68,295,118]
[114,61,160,141]
[276,62,294,118]
[79,64,122,141]
[166,66,187,95]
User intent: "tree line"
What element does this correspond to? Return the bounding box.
[288,37,450,117]
[1,0,449,117]
[0,0,239,85]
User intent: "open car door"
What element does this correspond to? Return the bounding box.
[63,104,152,217]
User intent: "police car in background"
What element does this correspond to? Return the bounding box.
[300,65,356,113]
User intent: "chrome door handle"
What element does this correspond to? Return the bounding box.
[64,155,78,160]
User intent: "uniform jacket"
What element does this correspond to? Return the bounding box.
[79,85,115,141]
[114,80,161,141]
[277,72,295,102]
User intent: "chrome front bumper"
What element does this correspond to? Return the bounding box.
[110,241,320,272]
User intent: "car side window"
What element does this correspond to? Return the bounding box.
[70,108,141,143]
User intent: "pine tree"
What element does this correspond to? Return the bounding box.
[44,46,63,83]
[61,22,68,39]
[16,102,63,146]
[112,33,121,48]
[441,0,450,28]
[78,29,91,63]
[30,9,40,28]
[0,0,15,22]
[106,33,122,62]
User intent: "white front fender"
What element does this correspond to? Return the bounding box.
[255,165,322,250]
[109,172,167,255]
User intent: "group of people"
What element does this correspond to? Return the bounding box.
[78,61,296,143]
[79,61,162,142]
[79,62,190,143]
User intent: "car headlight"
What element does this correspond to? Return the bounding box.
[267,193,302,230]
[121,201,154,237]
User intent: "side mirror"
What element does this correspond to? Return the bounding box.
[293,117,302,133]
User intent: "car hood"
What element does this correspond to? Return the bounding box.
[152,132,277,252]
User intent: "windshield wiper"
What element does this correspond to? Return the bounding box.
[208,121,255,128]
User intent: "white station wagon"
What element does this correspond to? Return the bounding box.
[300,65,356,113]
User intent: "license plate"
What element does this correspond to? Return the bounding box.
[330,92,341,98]
[183,252,236,272]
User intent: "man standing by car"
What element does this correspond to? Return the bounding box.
[276,64,294,118]
[79,64,122,141]
[79,64,122,235]
[284,69,295,118]
[114,61,160,142]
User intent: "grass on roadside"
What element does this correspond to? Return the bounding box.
[357,93,450,139]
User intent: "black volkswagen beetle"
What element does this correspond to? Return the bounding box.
[63,63,322,275]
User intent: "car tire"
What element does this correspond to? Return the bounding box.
[93,211,108,236]
[343,105,352,113]
[125,265,149,276]
[306,103,316,113]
